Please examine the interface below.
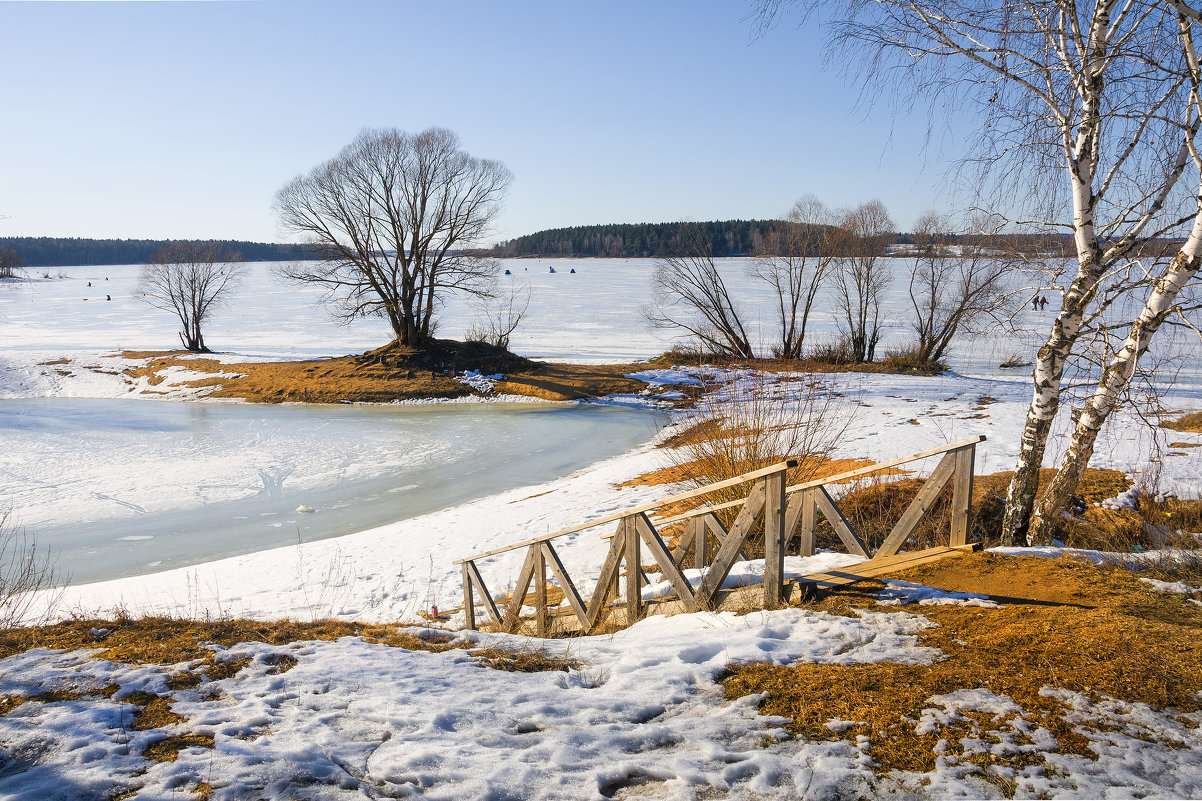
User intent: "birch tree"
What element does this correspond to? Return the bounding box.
[275,127,512,348]
[759,0,1202,544]
[135,242,245,353]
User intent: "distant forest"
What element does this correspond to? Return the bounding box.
[0,237,321,267]
[490,220,797,258]
[490,220,1095,259]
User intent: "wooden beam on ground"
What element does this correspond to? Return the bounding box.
[796,543,980,593]
[875,452,957,559]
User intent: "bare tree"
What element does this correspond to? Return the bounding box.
[0,247,21,280]
[758,0,1202,545]
[274,127,512,348]
[466,280,531,350]
[833,200,895,362]
[135,242,245,353]
[646,224,755,358]
[751,195,843,359]
[906,211,1012,365]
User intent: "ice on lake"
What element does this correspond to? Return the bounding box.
[0,398,656,583]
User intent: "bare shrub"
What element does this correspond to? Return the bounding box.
[646,224,754,358]
[465,281,531,350]
[667,372,856,549]
[0,247,22,280]
[0,511,64,630]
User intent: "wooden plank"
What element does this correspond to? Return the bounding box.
[695,516,709,569]
[462,562,475,631]
[702,513,749,561]
[454,459,797,564]
[502,545,539,633]
[633,513,699,612]
[670,518,697,564]
[541,541,589,628]
[654,435,988,527]
[625,516,644,621]
[466,560,502,627]
[799,489,816,557]
[814,486,870,557]
[696,481,766,606]
[875,452,958,559]
[585,529,625,629]
[535,546,548,637]
[763,470,787,609]
[950,444,976,547]
[802,548,962,589]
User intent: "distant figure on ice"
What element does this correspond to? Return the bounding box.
[87,282,91,287]
[570,268,576,273]
[504,269,511,275]
[1039,295,1048,310]
[104,277,109,281]
[1032,296,1040,311]
[549,266,556,273]
[106,295,111,301]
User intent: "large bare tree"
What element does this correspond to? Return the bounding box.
[833,200,895,362]
[647,224,755,358]
[751,195,843,359]
[274,127,512,348]
[759,0,1202,544]
[906,211,1012,365]
[135,242,245,353]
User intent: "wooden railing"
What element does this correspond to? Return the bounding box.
[455,435,985,634]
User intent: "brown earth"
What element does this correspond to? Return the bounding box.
[723,551,1202,786]
[119,339,660,403]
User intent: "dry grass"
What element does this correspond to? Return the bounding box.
[1162,410,1202,433]
[722,552,1202,783]
[119,339,653,403]
[470,645,582,673]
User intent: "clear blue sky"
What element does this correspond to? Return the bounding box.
[0,0,967,243]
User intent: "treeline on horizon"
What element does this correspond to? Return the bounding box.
[489,220,1086,258]
[0,237,322,267]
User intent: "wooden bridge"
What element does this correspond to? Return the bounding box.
[455,435,985,636]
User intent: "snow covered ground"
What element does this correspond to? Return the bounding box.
[2,262,1202,799]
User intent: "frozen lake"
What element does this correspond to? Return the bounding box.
[0,398,656,583]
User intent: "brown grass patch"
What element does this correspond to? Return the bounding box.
[470,646,581,673]
[141,734,215,763]
[1162,411,1202,433]
[119,339,654,404]
[722,552,1202,781]
[0,616,464,667]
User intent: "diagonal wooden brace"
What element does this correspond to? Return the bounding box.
[814,486,870,557]
[875,451,957,558]
[633,513,699,612]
